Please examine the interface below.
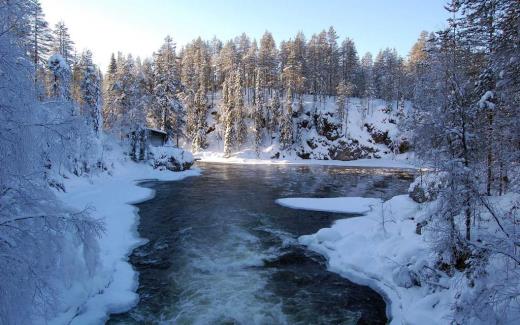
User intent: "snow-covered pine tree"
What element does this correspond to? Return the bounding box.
[269,90,281,139]
[191,38,211,151]
[279,88,294,150]
[102,53,118,130]
[252,69,264,156]
[51,21,75,67]
[339,38,360,95]
[326,26,340,95]
[25,0,53,90]
[47,53,71,102]
[78,50,102,134]
[152,36,184,145]
[233,69,247,148]
[223,75,236,157]
[258,31,278,91]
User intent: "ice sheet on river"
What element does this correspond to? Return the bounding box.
[276,197,382,214]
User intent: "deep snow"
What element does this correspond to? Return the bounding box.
[50,160,199,324]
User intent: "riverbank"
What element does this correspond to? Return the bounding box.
[50,161,199,324]
[277,195,454,324]
[197,151,419,170]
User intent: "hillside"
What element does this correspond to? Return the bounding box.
[194,94,412,163]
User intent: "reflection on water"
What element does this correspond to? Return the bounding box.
[108,163,413,325]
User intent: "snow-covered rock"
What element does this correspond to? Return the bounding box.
[148,146,194,171]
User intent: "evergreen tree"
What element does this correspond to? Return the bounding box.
[26,0,52,85]
[151,36,184,145]
[47,53,71,101]
[252,69,264,156]
[78,50,102,134]
[258,31,278,91]
[279,88,294,149]
[222,76,235,157]
[339,38,360,95]
[233,70,247,148]
[51,21,75,66]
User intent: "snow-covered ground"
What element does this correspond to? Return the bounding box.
[197,151,418,170]
[278,194,455,324]
[50,160,199,324]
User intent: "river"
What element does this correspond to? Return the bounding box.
[108,162,413,324]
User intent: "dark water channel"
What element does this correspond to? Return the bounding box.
[108,162,413,325]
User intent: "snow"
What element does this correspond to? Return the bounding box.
[282,194,455,324]
[276,197,382,214]
[198,152,418,169]
[50,158,199,324]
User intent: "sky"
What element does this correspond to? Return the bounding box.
[40,0,450,70]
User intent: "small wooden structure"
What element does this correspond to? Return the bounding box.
[146,128,168,147]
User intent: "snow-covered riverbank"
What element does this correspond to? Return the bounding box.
[51,162,199,324]
[277,195,454,324]
[198,152,419,170]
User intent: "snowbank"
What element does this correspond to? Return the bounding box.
[148,145,194,171]
[282,194,454,324]
[276,197,382,214]
[198,151,418,170]
[51,160,199,324]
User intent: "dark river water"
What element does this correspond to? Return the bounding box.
[108,162,413,325]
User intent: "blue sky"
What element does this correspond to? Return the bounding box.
[41,0,450,70]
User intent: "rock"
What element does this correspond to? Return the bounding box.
[416,220,428,235]
[329,139,374,161]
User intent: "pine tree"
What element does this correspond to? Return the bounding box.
[222,76,235,157]
[51,21,75,66]
[151,36,184,145]
[326,26,340,95]
[279,88,294,149]
[336,81,354,137]
[79,50,102,134]
[282,33,305,96]
[26,0,52,84]
[233,70,247,148]
[252,69,264,156]
[270,91,281,133]
[103,53,118,130]
[47,53,71,101]
[339,38,360,95]
[258,31,278,91]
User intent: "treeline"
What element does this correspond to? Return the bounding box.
[102,27,424,155]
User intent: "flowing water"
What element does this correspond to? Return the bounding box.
[108,162,413,325]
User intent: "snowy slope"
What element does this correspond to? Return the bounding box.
[196,94,413,165]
